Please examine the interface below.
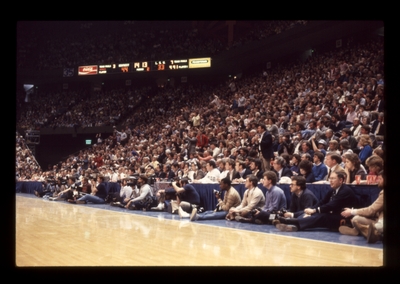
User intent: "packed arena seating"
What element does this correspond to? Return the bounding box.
[16,34,385,190]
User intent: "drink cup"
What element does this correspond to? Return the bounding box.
[355,175,361,185]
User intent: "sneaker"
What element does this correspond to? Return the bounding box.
[339,226,359,236]
[75,200,87,204]
[190,208,198,221]
[110,202,121,207]
[276,224,298,232]
[151,203,164,211]
[178,207,190,218]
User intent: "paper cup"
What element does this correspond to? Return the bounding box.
[355,175,361,185]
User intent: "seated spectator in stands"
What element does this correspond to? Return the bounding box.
[350,117,362,138]
[340,128,359,153]
[249,158,264,181]
[290,154,301,176]
[371,112,384,137]
[298,160,316,183]
[327,139,341,156]
[272,156,292,182]
[339,170,384,243]
[329,114,346,134]
[226,175,265,221]
[190,177,241,221]
[193,160,220,184]
[311,136,327,157]
[282,176,318,218]
[299,141,314,159]
[232,160,252,183]
[312,151,328,182]
[372,147,384,160]
[339,137,353,156]
[358,134,373,166]
[343,153,367,184]
[161,164,175,181]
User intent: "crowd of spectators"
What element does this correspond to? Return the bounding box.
[17,87,149,130]
[17,21,308,70]
[16,35,385,191]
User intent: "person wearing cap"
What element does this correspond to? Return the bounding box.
[310,135,327,157]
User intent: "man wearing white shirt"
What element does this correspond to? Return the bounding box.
[194,160,220,184]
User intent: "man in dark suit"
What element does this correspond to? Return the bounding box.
[371,112,384,136]
[257,123,274,172]
[275,170,359,232]
[272,156,293,182]
[329,114,346,134]
[233,160,252,182]
[249,158,264,181]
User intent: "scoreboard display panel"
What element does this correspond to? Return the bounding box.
[98,63,131,74]
[78,57,210,76]
[133,59,190,72]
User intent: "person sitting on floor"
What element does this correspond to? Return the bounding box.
[190,177,241,221]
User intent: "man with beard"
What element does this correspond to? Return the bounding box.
[339,170,384,243]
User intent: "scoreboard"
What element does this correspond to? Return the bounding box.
[77,57,211,76]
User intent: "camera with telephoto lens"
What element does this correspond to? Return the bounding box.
[127,176,138,187]
[250,207,262,216]
[213,189,221,197]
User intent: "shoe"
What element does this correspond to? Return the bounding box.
[235,216,250,222]
[276,224,298,232]
[339,226,359,236]
[75,200,87,204]
[67,199,76,204]
[367,224,381,244]
[178,207,190,218]
[190,208,198,221]
[110,202,120,207]
[271,219,280,226]
[34,190,39,197]
[237,217,254,224]
[255,219,266,225]
[151,203,165,211]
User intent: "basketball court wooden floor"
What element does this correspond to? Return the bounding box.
[16,194,383,266]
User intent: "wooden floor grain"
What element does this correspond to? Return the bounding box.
[16,196,383,266]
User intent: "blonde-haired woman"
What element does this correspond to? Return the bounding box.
[358,134,373,165]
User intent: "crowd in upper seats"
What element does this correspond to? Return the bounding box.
[17,21,308,70]
[16,35,385,188]
[16,87,148,130]
[16,132,42,181]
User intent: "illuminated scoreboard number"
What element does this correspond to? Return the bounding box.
[154,61,166,71]
[134,61,150,72]
[169,59,189,70]
[99,63,131,74]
